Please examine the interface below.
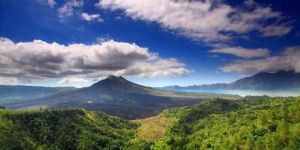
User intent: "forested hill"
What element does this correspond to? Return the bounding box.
[0,109,138,149]
[142,96,300,149]
[133,96,300,149]
[1,96,299,149]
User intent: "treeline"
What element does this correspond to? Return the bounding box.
[0,97,299,149]
[0,109,137,150]
[150,96,300,150]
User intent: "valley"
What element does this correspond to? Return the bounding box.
[1,76,239,119]
[2,0,300,149]
[1,96,299,149]
[0,74,299,149]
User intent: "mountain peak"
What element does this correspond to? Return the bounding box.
[90,75,131,88]
[87,75,150,95]
[106,75,125,80]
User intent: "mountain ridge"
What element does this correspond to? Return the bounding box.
[4,75,205,119]
[163,71,300,91]
[0,85,76,105]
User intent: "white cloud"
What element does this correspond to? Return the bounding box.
[220,46,300,73]
[95,36,111,43]
[81,13,103,22]
[210,46,270,59]
[0,77,19,85]
[98,0,291,42]
[59,77,89,84]
[47,0,56,8]
[0,37,190,83]
[37,0,56,8]
[119,58,190,78]
[260,25,292,37]
[58,0,84,18]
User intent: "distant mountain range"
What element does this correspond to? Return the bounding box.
[0,85,75,104]
[5,71,298,119]
[4,76,237,119]
[1,71,298,119]
[163,71,300,91]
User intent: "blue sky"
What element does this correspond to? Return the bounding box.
[0,0,300,87]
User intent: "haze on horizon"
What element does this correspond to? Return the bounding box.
[0,0,300,87]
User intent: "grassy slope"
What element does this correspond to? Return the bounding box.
[134,105,192,142]
[136,116,173,141]
[134,110,176,141]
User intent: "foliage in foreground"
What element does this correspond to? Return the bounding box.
[0,109,137,150]
[0,96,299,150]
[152,97,300,150]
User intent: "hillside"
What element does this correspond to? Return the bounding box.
[163,71,300,91]
[5,76,238,119]
[133,96,300,150]
[0,85,75,105]
[230,71,300,90]
[0,109,137,149]
[1,96,299,149]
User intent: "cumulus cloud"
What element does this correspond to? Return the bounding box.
[210,47,270,59]
[220,46,300,73]
[98,0,291,42]
[81,13,103,22]
[119,58,189,78]
[58,0,84,18]
[0,37,189,83]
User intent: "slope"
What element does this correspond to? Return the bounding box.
[0,109,137,150]
[8,76,227,119]
[0,85,75,105]
[1,96,299,149]
[163,70,300,91]
[138,96,300,150]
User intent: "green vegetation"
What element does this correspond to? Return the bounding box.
[0,109,137,150]
[1,96,299,149]
[134,109,177,141]
[148,97,300,150]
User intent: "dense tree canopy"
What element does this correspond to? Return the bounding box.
[158,97,300,150]
[0,109,137,150]
[0,97,299,150]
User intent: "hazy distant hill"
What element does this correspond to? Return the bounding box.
[163,71,300,91]
[0,85,75,104]
[230,71,300,90]
[6,76,217,119]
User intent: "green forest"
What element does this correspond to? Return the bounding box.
[1,96,299,150]
[159,97,300,150]
[0,108,137,150]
